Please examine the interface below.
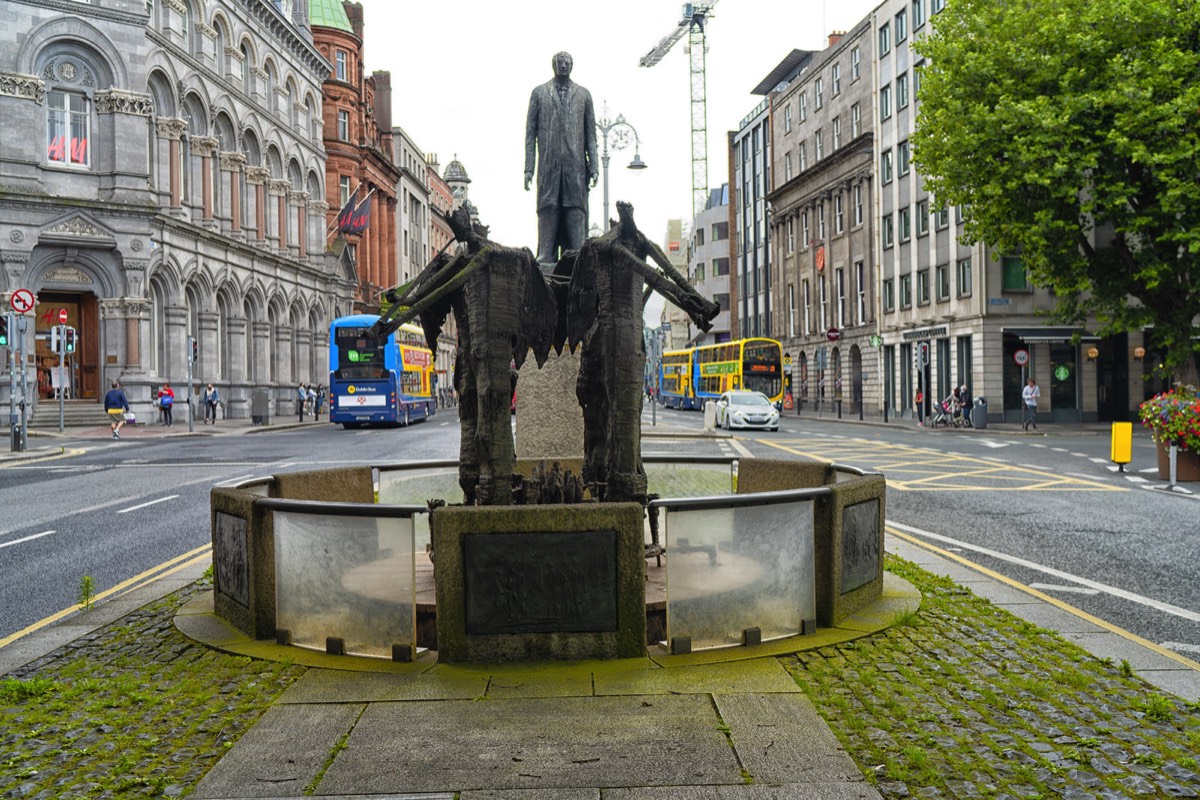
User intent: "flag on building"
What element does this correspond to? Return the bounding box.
[336,193,373,234]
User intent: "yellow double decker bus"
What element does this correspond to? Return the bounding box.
[658,338,783,410]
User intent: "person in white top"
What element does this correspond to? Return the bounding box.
[1021,377,1041,431]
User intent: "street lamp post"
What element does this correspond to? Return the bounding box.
[595,104,647,230]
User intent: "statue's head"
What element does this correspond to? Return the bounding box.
[552,51,573,78]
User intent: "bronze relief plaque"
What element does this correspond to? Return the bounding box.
[841,499,881,594]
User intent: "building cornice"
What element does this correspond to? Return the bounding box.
[18,0,149,26]
[238,0,332,80]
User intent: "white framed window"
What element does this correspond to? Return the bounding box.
[801,209,810,245]
[787,283,796,337]
[815,77,824,109]
[900,274,912,307]
[879,24,891,55]
[834,194,845,234]
[787,216,795,253]
[799,92,807,121]
[895,9,908,43]
[899,208,911,242]
[880,85,892,119]
[338,175,351,206]
[854,185,864,226]
[46,90,90,167]
[832,63,841,95]
[832,117,842,150]
[882,214,894,249]
[784,103,792,133]
[932,0,945,12]
[836,267,846,328]
[957,257,973,296]
[798,141,807,171]
[913,0,926,29]
[815,129,824,161]
[337,109,349,141]
[335,50,347,81]
[851,46,861,80]
[898,140,911,175]
[818,275,828,330]
[917,199,929,235]
[936,263,950,301]
[855,261,866,324]
[803,280,812,334]
[897,73,909,109]
[881,149,893,184]
[851,103,861,138]
[817,201,826,239]
[936,206,950,229]
[785,152,793,181]
[917,269,929,304]
[883,279,895,312]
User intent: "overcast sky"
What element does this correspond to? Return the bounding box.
[356,0,882,322]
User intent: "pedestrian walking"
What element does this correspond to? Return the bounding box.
[104,380,131,439]
[202,383,220,424]
[314,384,325,419]
[157,382,175,427]
[297,382,307,421]
[960,383,973,427]
[307,384,318,420]
[1022,377,1040,431]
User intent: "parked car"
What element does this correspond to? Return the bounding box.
[714,390,780,431]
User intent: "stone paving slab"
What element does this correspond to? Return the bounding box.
[461,790,600,799]
[714,693,865,785]
[594,658,800,696]
[204,795,453,800]
[988,599,1110,634]
[277,666,487,703]
[192,703,364,799]
[601,785,883,798]
[317,695,741,794]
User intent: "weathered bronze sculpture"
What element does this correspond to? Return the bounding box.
[525,51,598,268]
[561,201,720,503]
[372,206,556,505]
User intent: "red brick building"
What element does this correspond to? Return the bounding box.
[310,0,399,312]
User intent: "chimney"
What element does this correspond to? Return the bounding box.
[372,70,392,131]
[343,1,364,39]
[827,31,846,48]
[425,152,440,174]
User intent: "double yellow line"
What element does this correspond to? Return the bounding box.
[0,544,212,649]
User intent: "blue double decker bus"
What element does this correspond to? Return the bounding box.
[328,314,436,428]
[659,338,783,410]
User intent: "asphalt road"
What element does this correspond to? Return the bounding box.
[2,407,1196,663]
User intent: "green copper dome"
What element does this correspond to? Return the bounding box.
[309,0,352,32]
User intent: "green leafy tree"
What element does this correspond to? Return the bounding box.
[913,0,1200,384]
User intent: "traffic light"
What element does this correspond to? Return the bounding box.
[49,326,61,354]
[0,314,8,348]
[64,326,76,354]
[190,337,198,363]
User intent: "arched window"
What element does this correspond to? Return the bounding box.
[213,20,227,77]
[150,278,169,376]
[180,0,193,53]
[264,63,276,113]
[240,41,253,90]
[36,44,113,170]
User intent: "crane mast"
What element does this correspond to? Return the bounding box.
[639,2,719,217]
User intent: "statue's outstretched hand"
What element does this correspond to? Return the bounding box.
[524,172,533,191]
[589,172,598,189]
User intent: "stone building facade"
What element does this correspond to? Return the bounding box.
[769,26,878,416]
[1,0,349,422]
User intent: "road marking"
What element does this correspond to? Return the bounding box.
[975,440,1010,449]
[1071,452,1088,458]
[0,531,55,549]
[1051,447,1068,453]
[0,545,211,648]
[1029,582,1100,595]
[213,474,254,487]
[729,439,755,458]
[887,525,1200,673]
[1162,642,1200,655]
[117,495,180,514]
[1126,476,1148,483]
[1090,458,1109,464]
[1029,443,1047,448]
[888,519,1200,622]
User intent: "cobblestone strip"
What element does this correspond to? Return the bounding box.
[781,558,1200,799]
[0,583,306,799]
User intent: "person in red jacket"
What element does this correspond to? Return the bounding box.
[157,382,175,427]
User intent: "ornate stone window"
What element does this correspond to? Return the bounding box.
[47,90,91,167]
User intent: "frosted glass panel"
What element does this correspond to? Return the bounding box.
[645,462,733,498]
[377,467,460,552]
[664,500,815,650]
[274,511,415,659]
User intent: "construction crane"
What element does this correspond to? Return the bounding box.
[639,2,719,217]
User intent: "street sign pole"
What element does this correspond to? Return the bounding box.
[57,325,66,433]
[5,312,16,452]
[17,317,28,451]
[187,335,195,433]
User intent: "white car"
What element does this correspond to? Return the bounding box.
[715,390,780,431]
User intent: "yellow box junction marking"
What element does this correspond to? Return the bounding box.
[758,437,1125,492]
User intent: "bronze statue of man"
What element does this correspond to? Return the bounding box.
[525,51,598,268]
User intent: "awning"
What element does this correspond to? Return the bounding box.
[1003,327,1100,344]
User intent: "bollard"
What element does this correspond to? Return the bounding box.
[1110,422,1132,473]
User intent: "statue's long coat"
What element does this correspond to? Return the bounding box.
[524,79,598,212]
